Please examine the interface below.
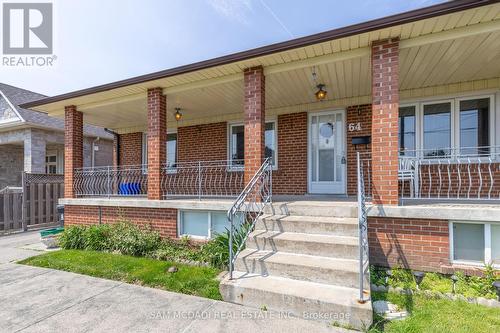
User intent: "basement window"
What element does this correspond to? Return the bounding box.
[451,222,500,267]
[179,210,235,239]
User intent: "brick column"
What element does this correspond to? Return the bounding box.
[147,88,166,200]
[243,66,265,184]
[371,38,399,205]
[64,105,83,198]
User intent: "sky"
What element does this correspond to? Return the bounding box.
[1,0,445,96]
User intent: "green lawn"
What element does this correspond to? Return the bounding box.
[369,292,500,333]
[19,249,222,300]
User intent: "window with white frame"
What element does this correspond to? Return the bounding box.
[451,221,500,266]
[141,131,177,168]
[398,96,494,157]
[45,154,58,174]
[179,210,237,239]
[398,105,416,156]
[228,121,277,168]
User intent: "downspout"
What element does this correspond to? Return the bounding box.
[104,128,120,166]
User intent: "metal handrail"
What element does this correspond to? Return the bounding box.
[227,157,273,280]
[356,152,370,303]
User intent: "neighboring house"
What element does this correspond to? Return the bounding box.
[0,83,113,189]
[21,0,500,329]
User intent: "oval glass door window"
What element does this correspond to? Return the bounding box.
[320,123,334,138]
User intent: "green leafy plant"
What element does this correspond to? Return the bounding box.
[200,223,252,269]
[82,224,111,251]
[58,225,86,250]
[107,222,162,257]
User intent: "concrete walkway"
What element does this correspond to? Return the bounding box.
[0,232,350,333]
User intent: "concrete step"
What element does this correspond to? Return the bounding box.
[220,272,372,330]
[235,249,360,288]
[246,231,359,260]
[256,214,358,237]
[265,202,357,218]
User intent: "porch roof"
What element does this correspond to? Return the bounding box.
[20,0,500,132]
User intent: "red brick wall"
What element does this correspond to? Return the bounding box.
[64,105,83,198]
[243,66,265,184]
[273,112,308,195]
[346,105,372,196]
[371,38,400,205]
[368,217,450,272]
[147,88,167,200]
[119,132,143,166]
[64,205,177,238]
[177,122,227,162]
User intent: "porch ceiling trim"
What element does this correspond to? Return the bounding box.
[20,0,498,111]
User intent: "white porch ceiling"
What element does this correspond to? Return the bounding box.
[29,3,500,132]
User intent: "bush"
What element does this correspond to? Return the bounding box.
[58,220,252,269]
[82,225,111,251]
[58,222,161,257]
[107,222,161,256]
[58,225,86,250]
[200,223,251,269]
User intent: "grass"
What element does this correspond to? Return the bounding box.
[19,249,222,300]
[369,291,500,333]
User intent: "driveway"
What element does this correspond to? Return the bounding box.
[0,232,349,333]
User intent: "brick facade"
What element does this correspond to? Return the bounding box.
[346,105,372,196]
[368,217,450,272]
[243,66,265,184]
[177,122,227,162]
[147,88,166,200]
[64,205,177,238]
[273,112,308,195]
[371,38,400,205]
[119,132,143,165]
[64,105,83,198]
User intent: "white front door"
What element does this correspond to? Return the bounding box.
[308,110,346,194]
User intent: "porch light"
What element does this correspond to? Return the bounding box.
[315,84,327,101]
[174,108,182,121]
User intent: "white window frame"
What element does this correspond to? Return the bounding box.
[177,210,228,240]
[449,220,500,268]
[142,130,178,172]
[398,103,419,156]
[400,93,496,159]
[45,151,58,174]
[420,99,455,156]
[455,95,495,152]
[227,119,278,170]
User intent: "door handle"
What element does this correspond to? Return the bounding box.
[341,156,347,164]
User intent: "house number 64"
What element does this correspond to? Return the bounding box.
[348,122,362,132]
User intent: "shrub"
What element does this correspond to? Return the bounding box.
[107,222,162,257]
[82,225,111,251]
[200,223,251,269]
[58,222,161,257]
[148,238,202,263]
[58,225,86,250]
